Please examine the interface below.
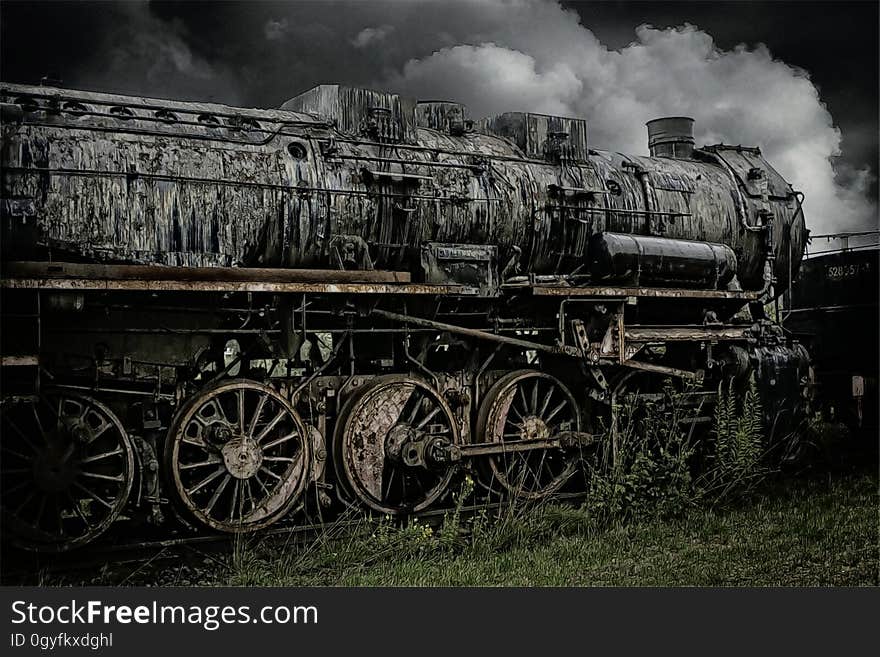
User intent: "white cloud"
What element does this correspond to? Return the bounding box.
[351,24,395,49]
[381,10,876,234]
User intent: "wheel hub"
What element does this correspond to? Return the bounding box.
[385,424,416,461]
[32,445,78,492]
[221,437,263,479]
[520,415,550,441]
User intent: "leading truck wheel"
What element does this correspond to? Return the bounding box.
[476,370,582,500]
[333,376,460,515]
[0,393,135,552]
[165,379,312,533]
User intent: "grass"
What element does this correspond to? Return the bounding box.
[218,470,878,587]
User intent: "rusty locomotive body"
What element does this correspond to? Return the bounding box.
[0,82,809,551]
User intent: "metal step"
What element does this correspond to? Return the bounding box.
[0,355,38,367]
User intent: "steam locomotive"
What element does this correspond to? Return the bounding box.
[0,81,810,551]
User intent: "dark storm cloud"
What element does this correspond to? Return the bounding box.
[1,0,876,234]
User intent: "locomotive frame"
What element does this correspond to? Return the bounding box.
[0,81,811,553]
[0,259,799,551]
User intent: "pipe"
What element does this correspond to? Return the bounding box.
[709,151,764,233]
[371,308,581,357]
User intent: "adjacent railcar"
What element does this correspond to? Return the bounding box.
[0,82,810,551]
[786,242,879,431]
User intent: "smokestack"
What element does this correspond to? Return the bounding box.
[646,116,695,158]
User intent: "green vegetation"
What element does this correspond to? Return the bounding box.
[220,472,876,586]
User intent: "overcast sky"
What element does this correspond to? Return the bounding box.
[1,0,877,236]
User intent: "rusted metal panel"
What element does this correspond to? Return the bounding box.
[5,260,411,283]
[420,242,497,295]
[2,83,325,127]
[0,277,462,295]
[414,101,469,135]
[625,326,751,341]
[701,144,807,290]
[281,84,416,142]
[525,284,759,300]
[480,111,589,162]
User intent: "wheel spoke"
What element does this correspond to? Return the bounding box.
[1,467,30,475]
[73,482,114,510]
[509,403,525,423]
[544,400,567,424]
[80,471,125,484]
[32,403,46,438]
[204,474,231,516]
[244,480,256,513]
[237,389,246,435]
[534,449,550,488]
[13,489,37,514]
[65,491,93,529]
[253,473,271,497]
[262,432,299,451]
[54,495,65,537]
[382,466,398,500]
[405,389,422,425]
[186,466,226,495]
[80,447,124,465]
[228,480,241,522]
[539,386,554,417]
[255,409,286,443]
[5,480,30,498]
[518,385,530,417]
[33,494,48,530]
[416,405,441,429]
[179,455,223,470]
[248,393,268,438]
[259,465,282,481]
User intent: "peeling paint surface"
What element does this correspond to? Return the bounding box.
[1,82,806,291]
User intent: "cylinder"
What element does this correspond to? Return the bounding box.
[587,232,738,289]
[646,116,695,158]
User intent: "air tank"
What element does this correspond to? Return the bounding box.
[587,233,739,289]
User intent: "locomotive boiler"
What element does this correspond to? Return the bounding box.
[0,82,810,552]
